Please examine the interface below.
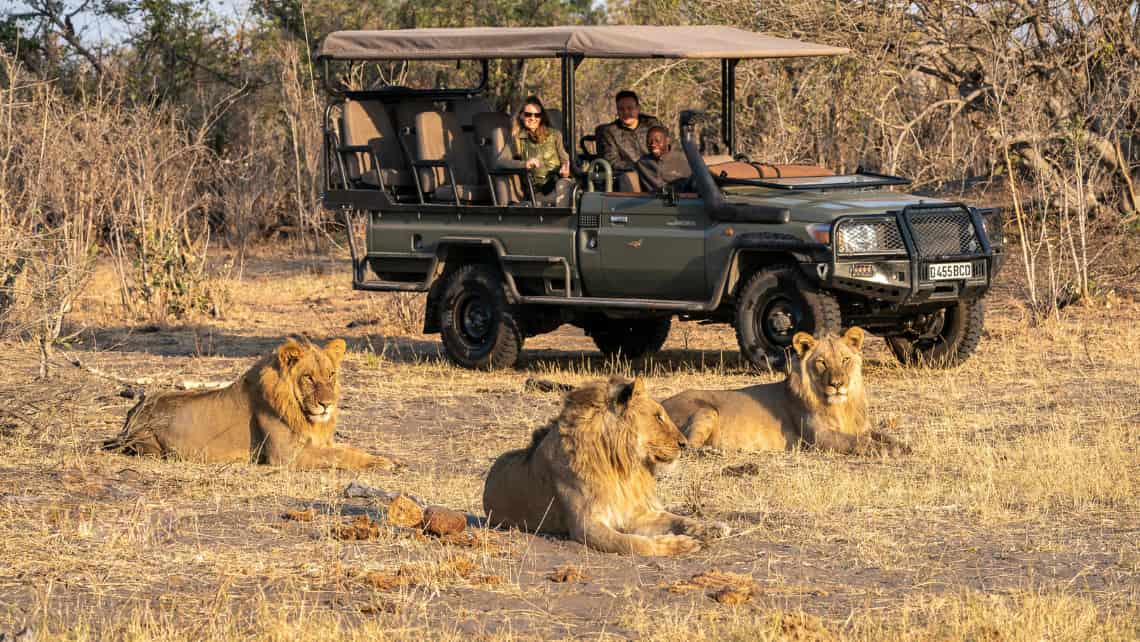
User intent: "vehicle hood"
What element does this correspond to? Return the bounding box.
[721,187,952,222]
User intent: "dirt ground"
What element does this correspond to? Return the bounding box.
[0,250,1138,640]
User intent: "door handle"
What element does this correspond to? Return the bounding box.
[610,215,628,225]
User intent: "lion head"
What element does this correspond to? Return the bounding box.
[789,327,866,408]
[557,376,688,480]
[255,337,346,432]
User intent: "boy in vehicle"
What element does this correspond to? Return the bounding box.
[636,125,691,192]
[599,90,662,191]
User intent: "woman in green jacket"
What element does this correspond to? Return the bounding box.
[496,96,572,205]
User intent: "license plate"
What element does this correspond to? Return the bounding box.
[928,262,973,280]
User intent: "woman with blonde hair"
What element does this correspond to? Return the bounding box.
[495,95,573,205]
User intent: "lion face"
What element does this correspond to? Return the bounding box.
[276,338,346,424]
[791,327,865,406]
[613,377,689,467]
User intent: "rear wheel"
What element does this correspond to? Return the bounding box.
[887,300,984,368]
[734,265,841,370]
[438,264,523,370]
[588,316,671,359]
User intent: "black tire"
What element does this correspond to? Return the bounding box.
[588,316,672,359]
[734,265,841,370]
[438,264,523,370]
[887,300,985,368]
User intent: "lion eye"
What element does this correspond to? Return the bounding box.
[303,374,314,384]
[656,413,666,423]
[842,357,850,365]
[815,361,827,372]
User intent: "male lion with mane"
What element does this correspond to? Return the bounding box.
[104,337,394,470]
[483,377,729,556]
[663,327,907,454]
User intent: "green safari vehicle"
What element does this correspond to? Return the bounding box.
[317,26,1004,369]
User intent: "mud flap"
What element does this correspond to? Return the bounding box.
[422,277,446,334]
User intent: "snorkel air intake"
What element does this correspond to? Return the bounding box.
[679,110,791,224]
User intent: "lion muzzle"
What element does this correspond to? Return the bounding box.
[306,404,335,423]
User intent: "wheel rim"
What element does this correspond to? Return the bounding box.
[757,296,802,348]
[458,293,494,347]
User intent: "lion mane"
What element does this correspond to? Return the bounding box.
[662,327,907,455]
[483,377,729,556]
[104,337,393,470]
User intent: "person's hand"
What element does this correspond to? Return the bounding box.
[559,162,570,178]
[525,158,541,170]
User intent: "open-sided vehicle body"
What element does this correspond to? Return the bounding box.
[317,26,1003,369]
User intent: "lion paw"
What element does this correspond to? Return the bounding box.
[686,521,731,542]
[696,521,732,542]
[654,534,702,556]
[367,455,402,471]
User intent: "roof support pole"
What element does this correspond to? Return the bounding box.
[560,55,582,168]
[721,58,738,155]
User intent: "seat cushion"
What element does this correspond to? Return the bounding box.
[707,161,835,179]
[754,163,835,178]
[341,100,410,188]
[707,161,760,179]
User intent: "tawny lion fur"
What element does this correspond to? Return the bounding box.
[663,327,907,455]
[483,377,729,556]
[104,337,394,470]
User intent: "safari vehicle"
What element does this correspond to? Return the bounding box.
[317,26,1003,370]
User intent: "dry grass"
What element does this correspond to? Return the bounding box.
[0,251,1137,640]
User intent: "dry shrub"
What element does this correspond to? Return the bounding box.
[0,51,231,338]
[0,54,102,374]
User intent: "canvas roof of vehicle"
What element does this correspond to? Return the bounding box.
[318,26,848,61]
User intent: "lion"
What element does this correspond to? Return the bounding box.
[482,376,730,556]
[103,337,395,470]
[662,327,907,455]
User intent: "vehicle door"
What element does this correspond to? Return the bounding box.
[592,192,710,300]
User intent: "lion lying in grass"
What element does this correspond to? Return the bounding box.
[104,337,395,470]
[663,328,907,455]
[483,377,729,556]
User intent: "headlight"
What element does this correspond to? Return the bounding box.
[980,209,1004,248]
[835,219,905,255]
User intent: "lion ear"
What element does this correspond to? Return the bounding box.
[791,332,816,357]
[610,379,635,410]
[842,327,866,352]
[324,338,347,364]
[630,377,647,398]
[277,338,305,369]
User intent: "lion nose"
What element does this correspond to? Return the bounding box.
[678,439,688,450]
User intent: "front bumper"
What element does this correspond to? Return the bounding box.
[824,203,1003,305]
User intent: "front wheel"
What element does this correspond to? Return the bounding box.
[887,300,985,368]
[438,264,523,370]
[588,316,671,359]
[734,265,841,370]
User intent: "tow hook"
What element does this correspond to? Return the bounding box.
[816,263,829,280]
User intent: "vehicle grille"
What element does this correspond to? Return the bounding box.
[906,207,981,258]
[578,213,599,228]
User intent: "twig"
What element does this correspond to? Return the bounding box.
[58,350,154,386]
[58,349,229,390]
